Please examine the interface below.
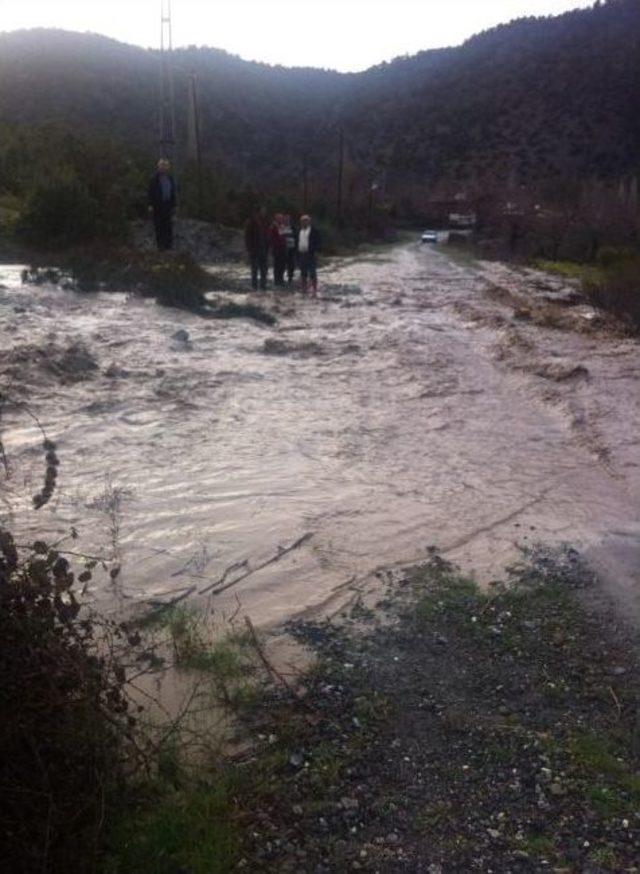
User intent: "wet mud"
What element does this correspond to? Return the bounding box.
[0,244,638,626]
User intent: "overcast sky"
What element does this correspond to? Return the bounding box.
[0,0,595,71]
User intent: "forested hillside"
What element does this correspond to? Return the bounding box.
[0,0,638,228]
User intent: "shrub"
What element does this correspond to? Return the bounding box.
[17,175,102,247]
[0,528,140,873]
[597,246,637,269]
[16,174,129,249]
[586,257,640,331]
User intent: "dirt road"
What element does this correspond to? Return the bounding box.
[1,244,638,624]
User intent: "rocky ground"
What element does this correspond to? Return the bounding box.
[232,551,640,873]
[130,218,245,264]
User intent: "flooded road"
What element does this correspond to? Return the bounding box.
[1,244,639,626]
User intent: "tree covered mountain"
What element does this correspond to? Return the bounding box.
[0,0,638,222]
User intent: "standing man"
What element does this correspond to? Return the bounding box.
[297,214,321,296]
[245,206,270,291]
[148,158,177,251]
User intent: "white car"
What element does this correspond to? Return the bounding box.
[421,230,438,243]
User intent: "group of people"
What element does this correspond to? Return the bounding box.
[148,159,321,295]
[244,207,321,295]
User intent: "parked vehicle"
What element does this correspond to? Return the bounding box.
[421,230,438,243]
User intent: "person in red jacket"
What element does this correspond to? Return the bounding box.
[270,213,288,288]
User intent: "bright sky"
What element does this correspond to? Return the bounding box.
[0,0,595,71]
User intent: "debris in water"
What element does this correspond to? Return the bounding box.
[209,301,276,326]
[0,341,98,387]
[262,338,325,357]
[171,329,190,343]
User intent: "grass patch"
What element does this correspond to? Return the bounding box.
[520,833,555,857]
[533,258,604,284]
[569,731,640,816]
[136,604,259,715]
[410,559,484,624]
[105,776,241,874]
[589,845,622,871]
[161,608,253,680]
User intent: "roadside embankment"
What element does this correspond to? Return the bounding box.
[108,550,640,873]
[534,254,640,334]
[446,237,640,335]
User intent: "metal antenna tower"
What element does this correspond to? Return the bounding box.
[159,0,176,158]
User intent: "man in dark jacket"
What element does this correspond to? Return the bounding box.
[148,159,177,251]
[296,214,321,296]
[245,206,270,291]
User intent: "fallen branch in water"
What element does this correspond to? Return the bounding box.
[198,558,249,591]
[244,616,305,702]
[199,532,314,596]
[144,585,197,612]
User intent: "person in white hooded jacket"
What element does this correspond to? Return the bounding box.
[296,214,321,296]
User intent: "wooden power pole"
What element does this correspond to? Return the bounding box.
[159,0,176,160]
[336,127,345,225]
[187,74,204,215]
[302,154,309,212]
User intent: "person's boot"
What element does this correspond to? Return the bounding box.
[311,279,318,298]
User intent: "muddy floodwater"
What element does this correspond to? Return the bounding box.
[1,244,639,626]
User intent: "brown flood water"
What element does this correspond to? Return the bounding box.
[1,243,639,628]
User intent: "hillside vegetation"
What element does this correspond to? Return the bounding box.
[0,0,638,227]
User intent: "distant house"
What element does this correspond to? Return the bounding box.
[420,198,476,227]
[448,212,477,229]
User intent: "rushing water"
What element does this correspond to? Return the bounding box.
[1,244,639,626]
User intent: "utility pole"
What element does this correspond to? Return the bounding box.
[187,74,203,215]
[302,154,309,212]
[368,180,379,227]
[159,0,176,160]
[336,127,344,225]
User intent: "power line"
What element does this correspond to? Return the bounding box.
[159,0,176,158]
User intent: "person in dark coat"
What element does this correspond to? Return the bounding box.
[244,206,270,291]
[270,213,288,288]
[296,214,321,296]
[148,158,177,251]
